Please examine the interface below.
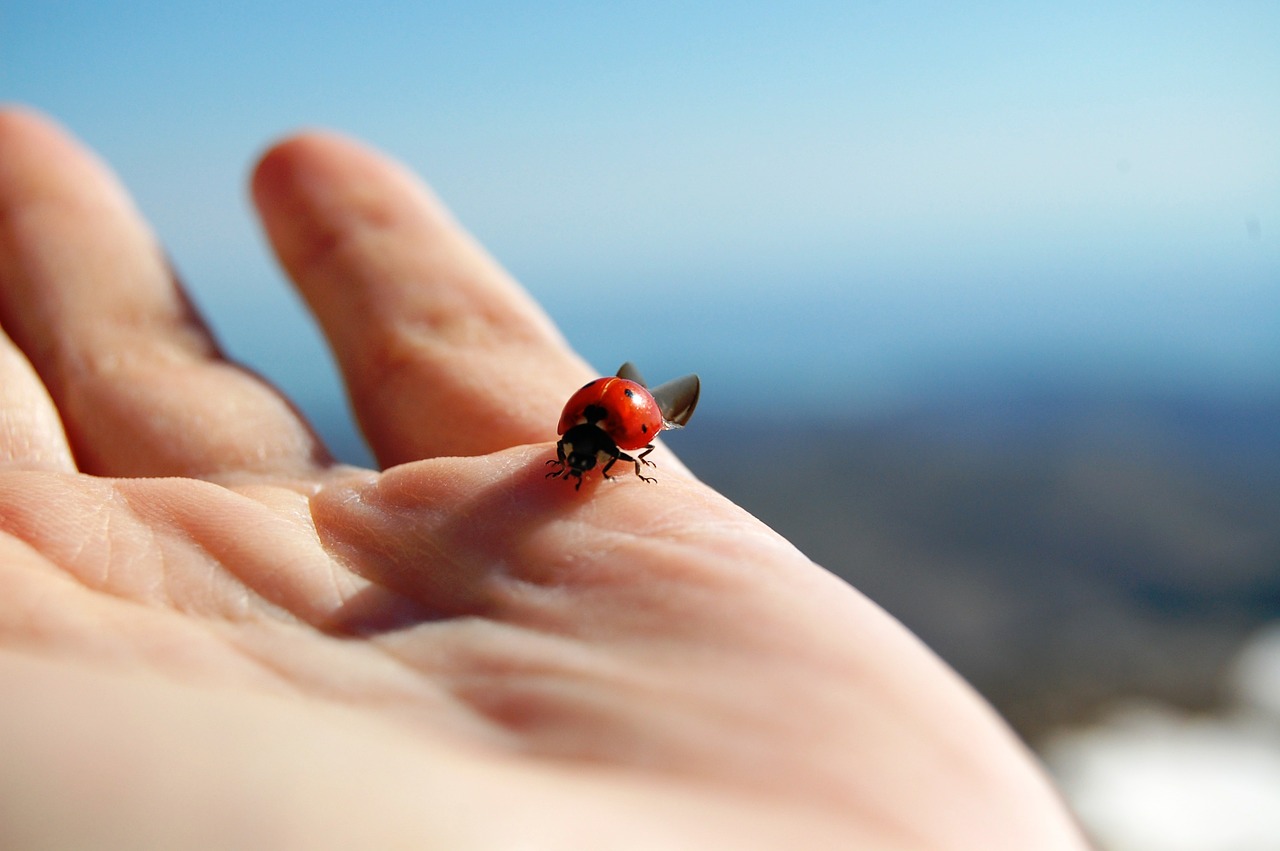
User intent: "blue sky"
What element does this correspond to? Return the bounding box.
[4,2,1279,440]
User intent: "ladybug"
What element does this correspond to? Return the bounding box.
[546,362,700,490]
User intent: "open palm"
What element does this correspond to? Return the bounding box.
[0,108,1085,849]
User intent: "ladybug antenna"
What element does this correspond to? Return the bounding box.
[651,373,701,429]
[616,362,647,387]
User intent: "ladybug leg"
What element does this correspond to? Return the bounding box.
[545,460,586,490]
[636,444,657,468]
[546,439,578,485]
[545,441,567,478]
[601,450,655,483]
[598,452,621,480]
[612,449,656,484]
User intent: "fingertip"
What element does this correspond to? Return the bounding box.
[250,131,346,215]
[0,106,100,197]
[250,128,447,283]
[251,129,427,215]
[0,104,61,145]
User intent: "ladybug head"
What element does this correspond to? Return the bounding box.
[559,422,613,473]
[563,444,599,475]
[547,422,625,490]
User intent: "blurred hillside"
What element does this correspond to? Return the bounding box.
[673,386,1280,743]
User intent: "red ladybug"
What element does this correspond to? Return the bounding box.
[546,362,700,490]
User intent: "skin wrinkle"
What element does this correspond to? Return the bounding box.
[5,493,361,702]
[317,543,358,620]
[480,525,795,666]
[0,241,201,396]
[446,671,644,755]
[320,540,680,747]
[128,614,303,697]
[409,623,663,751]
[436,651,875,843]
[210,622,351,704]
[10,483,397,699]
[511,503,776,596]
[66,322,218,385]
[502,507,733,602]
[261,612,579,754]
[132,501,173,610]
[0,556,282,694]
[112,480,310,624]
[73,481,120,591]
[518,525,667,588]
[330,504,463,592]
[311,465,505,622]
[414,617,906,833]
[352,624,527,743]
[300,484,730,751]
[95,481,219,609]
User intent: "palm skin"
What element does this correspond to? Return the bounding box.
[0,107,1088,849]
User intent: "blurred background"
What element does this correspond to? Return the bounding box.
[6,2,1279,846]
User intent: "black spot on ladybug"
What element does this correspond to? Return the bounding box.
[641,423,649,433]
[624,388,635,398]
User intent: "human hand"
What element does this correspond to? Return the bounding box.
[0,107,1087,849]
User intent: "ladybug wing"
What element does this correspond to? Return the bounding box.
[616,362,647,387]
[650,373,700,429]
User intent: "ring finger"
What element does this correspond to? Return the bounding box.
[0,108,330,480]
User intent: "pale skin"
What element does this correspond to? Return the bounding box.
[0,107,1090,849]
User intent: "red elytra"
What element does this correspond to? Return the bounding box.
[556,376,664,451]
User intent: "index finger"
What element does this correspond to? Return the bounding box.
[252,133,594,468]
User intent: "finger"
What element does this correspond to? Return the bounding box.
[252,132,593,468]
[0,107,330,479]
[0,326,74,471]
